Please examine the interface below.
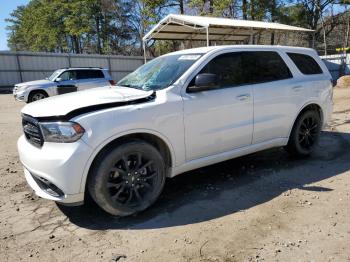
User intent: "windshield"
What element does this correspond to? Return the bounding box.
[117,54,202,91]
[48,69,64,81]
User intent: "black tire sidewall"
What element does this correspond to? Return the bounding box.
[289,110,321,156]
[28,91,47,103]
[88,141,166,216]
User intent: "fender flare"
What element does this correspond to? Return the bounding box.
[286,101,324,140]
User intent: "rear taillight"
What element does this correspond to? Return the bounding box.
[109,80,116,85]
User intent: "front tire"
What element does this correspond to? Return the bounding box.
[28,91,48,103]
[285,110,321,157]
[88,141,166,216]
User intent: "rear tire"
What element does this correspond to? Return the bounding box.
[285,110,321,157]
[28,91,48,103]
[88,141,166,216]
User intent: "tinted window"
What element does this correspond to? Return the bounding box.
[242,51,292,84]
[199,52,245,87]
[193,51,291,89]
[287,53,323,75]
[77,70,104,79]
[58,70,77,81]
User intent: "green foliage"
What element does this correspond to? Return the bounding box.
[5,0,350,54]
[7,0,136,54]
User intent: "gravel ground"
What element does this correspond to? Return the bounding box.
[1,88,350,262]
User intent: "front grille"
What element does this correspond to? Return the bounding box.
[22,114,43,147]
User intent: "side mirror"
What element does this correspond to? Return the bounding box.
[55,77,62,82]
[187,73,219,93]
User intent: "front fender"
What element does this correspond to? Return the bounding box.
[78,128,177,193]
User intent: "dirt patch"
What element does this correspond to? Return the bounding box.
[336,75,350,88]
[1,89,350,261]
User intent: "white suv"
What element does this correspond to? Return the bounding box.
[13,67,114,103]
[17,45,333,216]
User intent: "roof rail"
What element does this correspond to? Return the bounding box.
[58,67,105,70]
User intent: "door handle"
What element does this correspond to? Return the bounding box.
[236,94,251,101]
[292,85,303,91]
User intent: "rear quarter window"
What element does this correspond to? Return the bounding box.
[287,52,323,75]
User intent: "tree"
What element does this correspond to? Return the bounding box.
[5,0,350,55]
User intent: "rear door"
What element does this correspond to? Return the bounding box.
[246,51,302,144]
[76,70,108,91]
[182,52,254,161]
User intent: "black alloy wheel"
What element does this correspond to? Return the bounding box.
[285,110,321,157]
[106,152,158,208]
[88,141,166,216]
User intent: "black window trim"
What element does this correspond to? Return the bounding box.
[58,69,105,80]
[186,50,293,93]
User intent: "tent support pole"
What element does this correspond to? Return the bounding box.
[206,27,209,46]
[143,40,146,64]
[249,29,254,44]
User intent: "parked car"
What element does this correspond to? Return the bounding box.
[17,45,333,216]
[13,67,115,103]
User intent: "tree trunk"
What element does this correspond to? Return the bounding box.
[209,0,214,14]
[341,11,350,76]
[250,0,255,20]
[270,0,276,45]
[321,17,327,56]
[179,0,184,14]
[96,16,102,54]
[344,10,350,50]
[242,0,247,20]
[72,35,80,54]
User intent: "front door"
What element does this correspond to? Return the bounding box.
[56,70,78,95]
[182,52,254,161]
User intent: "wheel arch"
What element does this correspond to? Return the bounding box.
[28,89,49,101]
[287,102,324,139]
[80,130,175,193]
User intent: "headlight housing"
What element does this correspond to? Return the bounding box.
[39,121,85,143]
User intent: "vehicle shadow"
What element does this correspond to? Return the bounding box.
[58,130,350,230]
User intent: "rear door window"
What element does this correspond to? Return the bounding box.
[287,53,323,75]
[242,51,292,84]
[77,70,104,80]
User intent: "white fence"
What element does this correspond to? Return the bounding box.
[0,51,144,90]
[0,50,348,91]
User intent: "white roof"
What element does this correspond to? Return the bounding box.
[143,14,314,42]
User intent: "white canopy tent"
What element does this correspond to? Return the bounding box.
[142,14,314,61]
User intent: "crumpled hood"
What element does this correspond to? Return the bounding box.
[16,79,52,87]
[21,86,154,118]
